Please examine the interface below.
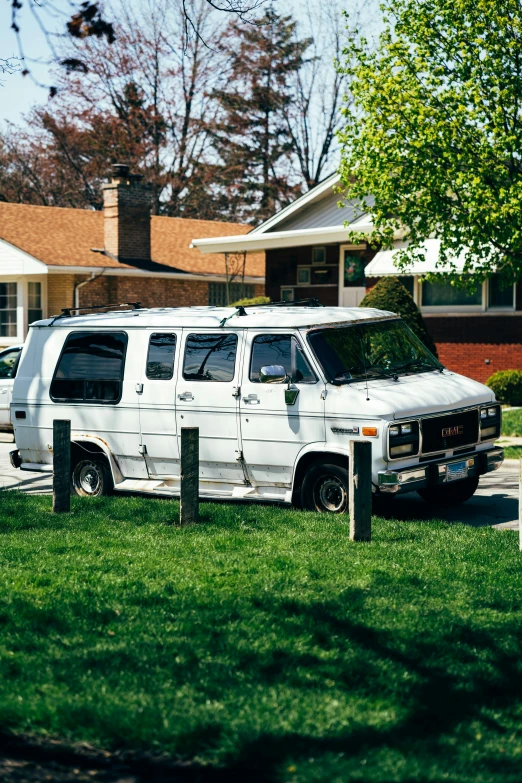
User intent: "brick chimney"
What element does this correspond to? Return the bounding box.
[102,164,152,262]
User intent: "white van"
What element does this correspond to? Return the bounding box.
[0,345,22,432]
[9,303,503,511]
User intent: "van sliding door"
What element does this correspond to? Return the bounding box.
[137,331,180,477]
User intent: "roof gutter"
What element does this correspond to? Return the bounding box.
[190,223,381,254]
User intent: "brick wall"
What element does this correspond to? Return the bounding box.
[436,341,522,383]
[47,274,265,318]
[426,315,522,383]
[47,275,75,315]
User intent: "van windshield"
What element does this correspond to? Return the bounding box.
[308,318,442,384]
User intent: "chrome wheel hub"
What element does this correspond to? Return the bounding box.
[315,476,347,513]
[78,463,100,495]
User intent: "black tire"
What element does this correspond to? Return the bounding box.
[417,475,479,507]
[301,462,349,513]
[71,457,113,497]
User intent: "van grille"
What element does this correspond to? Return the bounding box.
[421,409,479,454]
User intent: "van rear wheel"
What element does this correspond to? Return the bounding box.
[417,475,479,506]
[71,457,113,497]
[301,462,348,513]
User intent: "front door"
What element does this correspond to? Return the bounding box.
[138,331,180,476]
[175,329,244,485]
[339,245,367,307]
[239,332,326,486]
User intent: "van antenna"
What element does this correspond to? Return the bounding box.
[359,331,370,401]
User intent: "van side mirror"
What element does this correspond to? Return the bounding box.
[260,365,287,384]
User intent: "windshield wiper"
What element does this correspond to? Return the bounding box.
[333,366,398,384]
[393,358,443,374]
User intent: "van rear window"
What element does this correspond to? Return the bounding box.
[50,332,127,404]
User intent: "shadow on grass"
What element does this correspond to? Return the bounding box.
[3,599,520,782]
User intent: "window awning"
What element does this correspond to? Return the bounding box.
[365,239,467,277]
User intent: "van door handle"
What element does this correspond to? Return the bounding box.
[243,394,259,404]
[178,392,194,401]
[0,389,7,394]
[135,383,143,394]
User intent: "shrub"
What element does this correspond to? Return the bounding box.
[486,370,522,405]
[359,276,438,357]
[230,295,270,307]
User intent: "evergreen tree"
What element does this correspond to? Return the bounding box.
[211,8,311,223]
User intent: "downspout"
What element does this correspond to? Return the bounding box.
[74,269,106,310]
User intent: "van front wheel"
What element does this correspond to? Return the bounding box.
[71,458,113,497]
[301,463,348,513]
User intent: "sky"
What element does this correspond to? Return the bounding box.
[0,0,380,127]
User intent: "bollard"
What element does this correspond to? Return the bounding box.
[349,440,372,541]
[180,427,199,525]
[53,419,71,513]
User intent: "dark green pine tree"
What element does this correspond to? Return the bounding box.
[210,8,311,223]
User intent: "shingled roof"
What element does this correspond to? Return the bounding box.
[0,202,264,279]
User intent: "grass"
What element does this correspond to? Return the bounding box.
[0,493,521,782]
[501,408,522,437]
[502,445,522,460]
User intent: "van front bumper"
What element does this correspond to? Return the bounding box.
[377,447,504,494]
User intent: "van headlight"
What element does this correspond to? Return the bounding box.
[388,421,420,460]
[480,405,500,440]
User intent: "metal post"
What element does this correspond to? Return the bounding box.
[349,440,372,541]
[180,427,199,525]
[53,419,71,513]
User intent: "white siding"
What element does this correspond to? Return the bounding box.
[0,239,48,275]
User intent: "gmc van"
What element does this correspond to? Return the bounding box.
[9,303,504,511]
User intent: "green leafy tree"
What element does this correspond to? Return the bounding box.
[338,0,522,289]
[211,8,311,222]
[360,277,438,357]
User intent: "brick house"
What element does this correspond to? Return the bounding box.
[0,164,264,349]
[192,173,522,383]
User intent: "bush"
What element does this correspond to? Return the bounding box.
[230,295,270,306]
[486,370,522,405]
[359,276,438,357]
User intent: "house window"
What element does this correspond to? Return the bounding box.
[0,282,17,337]
[281,288,294,302]
[183,333,238,382]
[208,282,254,306]
[312,247,326,264]
[28,281,43,325]
[50,332,128,404]
[297,268,311,285]
[488,274,514,308]
[146,333,176,380]
[421,281,482,307]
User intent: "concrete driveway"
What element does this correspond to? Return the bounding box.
[0,434,519,530]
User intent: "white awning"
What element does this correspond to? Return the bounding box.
[365,239,467,277]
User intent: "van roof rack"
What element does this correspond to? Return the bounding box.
[56,302,142,319]
[247,298,323,308]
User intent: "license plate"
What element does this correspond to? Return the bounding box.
[446,460,468,482]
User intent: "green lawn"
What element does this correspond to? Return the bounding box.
[502,445,522,460]
[0,493,521,782]
[501,408,522,437]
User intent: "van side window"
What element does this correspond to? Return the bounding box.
[183,333,238,382]
[0,348,21,379]
[50,332,127,404]
[250,334,316,383]
[146,333,176,380]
